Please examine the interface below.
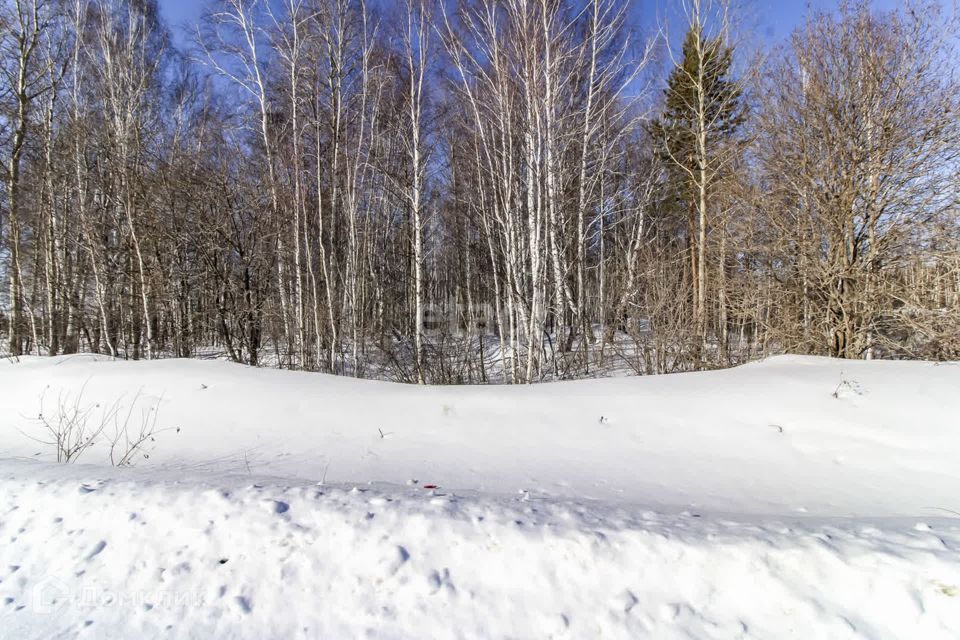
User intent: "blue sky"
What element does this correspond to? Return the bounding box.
[159,0,901,47]
[646,0,901,48]
[159,0,205,32]
[739,0,897,40]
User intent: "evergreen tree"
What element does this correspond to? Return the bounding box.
[648,23,745,358]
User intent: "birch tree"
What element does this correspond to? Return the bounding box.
[0,0,60,356]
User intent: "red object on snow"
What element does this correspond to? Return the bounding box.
[423,484,439,489]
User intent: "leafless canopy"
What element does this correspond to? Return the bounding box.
[0,0,957,382]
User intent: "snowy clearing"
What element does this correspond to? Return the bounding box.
[1,355,959,638]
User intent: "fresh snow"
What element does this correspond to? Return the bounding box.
[1,355,959,638]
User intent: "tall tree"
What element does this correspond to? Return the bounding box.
[755,0,960,358]
[0,0,61,355]
[649,0,745,365]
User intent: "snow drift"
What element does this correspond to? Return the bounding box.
[0,355,959,638]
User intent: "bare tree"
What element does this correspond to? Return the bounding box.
[0,0,61,356]
[2,0,957,382]
[755,0,960,358]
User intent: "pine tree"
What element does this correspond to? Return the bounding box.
[648,23,745,361]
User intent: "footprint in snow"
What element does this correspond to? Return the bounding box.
[427,568,455,595]
[619,590,639,614]
[235,596,253,614]
[260,499,290,514]
[86,540,107,561]
[381,546,410,577]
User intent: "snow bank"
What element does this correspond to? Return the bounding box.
[1,356,959,638]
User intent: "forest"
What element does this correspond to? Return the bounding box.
[1,0,958,383]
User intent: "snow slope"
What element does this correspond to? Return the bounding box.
[1,355,959,638]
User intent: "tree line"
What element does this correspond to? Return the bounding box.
[2,0,958,383]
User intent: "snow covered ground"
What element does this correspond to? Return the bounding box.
[1,355,959,638]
